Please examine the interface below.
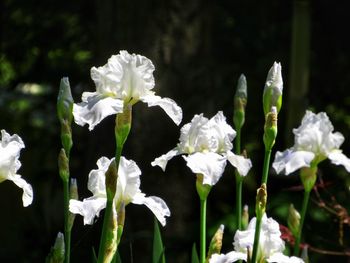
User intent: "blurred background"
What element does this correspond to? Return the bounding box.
[1,0,350,262]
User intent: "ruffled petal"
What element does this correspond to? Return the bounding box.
[8,174,33,207]
[132,192,170,226]
[183,152,227,186]
[267,252,304,263]
[73,92,124,130]
[226,151,252,176]
[140,94,183,125]
[272,149,315,175]
[69,197,107,225]
[87,156,112,196]
[328,151,350,172]
[209,251,247,263]
[151,149,179,171]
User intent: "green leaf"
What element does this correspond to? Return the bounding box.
[191,243,199,263]
[92,247,98,263]
[152,217,166,263]
[114,251,122,263]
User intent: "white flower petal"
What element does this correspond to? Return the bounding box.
[87,156,112,196]
[69,197,106,225]
[141,94,183,125]
[73,92,124,130]
[209,252,247,263]
[209,111,236,152]
[8,174,33,207]
[272,149,315,175]
[226,151,252,176]
[132,193,170,226]
[267,253,304,263]
[151,149,179,171]
[328,151,350,172]
[183,152,227,186]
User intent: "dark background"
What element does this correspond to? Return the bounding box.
[1,0,349,262]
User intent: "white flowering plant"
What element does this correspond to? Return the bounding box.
[1,50,349,263]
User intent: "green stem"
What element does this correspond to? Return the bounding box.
[235,174,243,230]
[251,215,263,263]
[261,149,272,185]
[235,127,241,155]
[63,179,71,263]
[294,189,311,256]
[199,198,207,263]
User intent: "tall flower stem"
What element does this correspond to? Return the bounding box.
[98,107,132,263]
[235,127,243,230]
[294,189,311,256]
[63,178,71,263]
[199,198,207,263]
[251,149,271,263]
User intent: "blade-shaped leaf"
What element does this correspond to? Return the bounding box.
[191,243,199,263]
[153,217,166,263]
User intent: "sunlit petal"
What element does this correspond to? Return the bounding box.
[151,149,179,171]
[328,151,350,172]
[273,149,315,175]
[69,197,106,225]
[226,151,252,176]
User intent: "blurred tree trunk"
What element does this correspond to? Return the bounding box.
[286,0,310,144]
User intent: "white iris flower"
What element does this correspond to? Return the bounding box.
[0,130,33,207]
[69,156,170,226]
[73,50,183,130]
[209,215,304,263]
[273,110,350,175]
[152,111,252,186]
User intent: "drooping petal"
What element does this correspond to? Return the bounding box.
[209,251,247,263]
[226,151,252,176]
[183,152,227,186]
[151,149,179,171]
[140,94,183,125]
[272,149,315,175]
[73,92,124,130]
[267,253,304,263]
[69,197,107,225]
[132,192,170,226]
[8,174,33,207]
[87,156,112,196]
[328,151,350,172]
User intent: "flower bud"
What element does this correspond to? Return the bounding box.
[242,204,249,230]
[287,204,300,238]
[255,184,267,220]
[58,148,69,183]
[263,107,278,151]
[300,166,317,192]
[57,77,74,124]
[196,174,212,201]
[105,159,118,201]
[68,178,78,231]
[207,224,224,260]
[263,62,283,116]
[46,232,65,263]
[233,74,247,130]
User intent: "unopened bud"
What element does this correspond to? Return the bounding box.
[255,184,267,219]
[263,62,283,116]
[287,204,300,238]
[233,74,247,130]
[300,166,317,192]
[57,77,74,124]
[242,204,249,230]
[207,224,225,260]
[46,232,65,263]
[68,178,78,231]
[196,174,212,201]
[105,160,118,200]
[263,107,278,151]
[58,148,69,182]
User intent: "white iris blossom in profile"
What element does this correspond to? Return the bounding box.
[152,111,252,186]
[273,110,350,175]
[209,215,304,263]
[0,130,33,207]
[69,156,170,226]
[73,50,182,130]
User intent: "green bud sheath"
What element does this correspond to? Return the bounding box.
[105,160,118,201]
[263,62,283,116]
[115,105,132,150]
[207,224,224,261]
[263,107,278,151]
[58,148,69,183]
[233,74,247,130]
[68,178,78,231]
[46,232,65,263]
[242,205,249,230]
[196,174,212,201]
[300,166,317,193]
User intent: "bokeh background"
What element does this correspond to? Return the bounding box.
[1,0,350,262]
